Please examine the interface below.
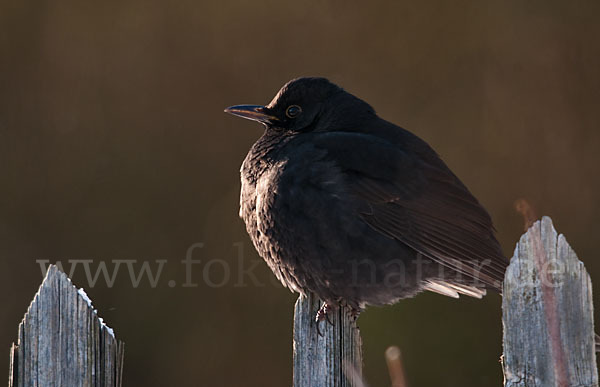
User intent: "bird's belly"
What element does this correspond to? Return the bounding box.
[240,163,429,308]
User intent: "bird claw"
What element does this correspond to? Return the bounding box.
[348,307,361,321]
[315,302,334,336]
[316,321,324,337]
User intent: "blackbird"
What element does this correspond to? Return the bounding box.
[225,77,508,321]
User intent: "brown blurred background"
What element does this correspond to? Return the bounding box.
[1,1,599,386]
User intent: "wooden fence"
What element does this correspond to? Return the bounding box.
[502,217,597,386]
[8,266,124,387]
[7,216,598,386]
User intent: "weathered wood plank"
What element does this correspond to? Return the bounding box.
[502,216,598,387]
[8,265,124,387]
[293,293,363,387]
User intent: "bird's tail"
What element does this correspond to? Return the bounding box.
[422,279,487,299]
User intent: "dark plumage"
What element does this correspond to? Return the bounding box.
[225,77,508,317]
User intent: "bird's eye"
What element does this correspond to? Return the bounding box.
[285,105,302,118]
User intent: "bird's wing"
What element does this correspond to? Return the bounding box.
[312,131,508,290]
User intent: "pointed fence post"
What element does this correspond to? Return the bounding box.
[293,293,363,387]
[8,265,124,387]
[502,216,598,387]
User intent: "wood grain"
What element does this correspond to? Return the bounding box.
[9,265,124,387]
[502,216,598,387]
[293,293,363,387]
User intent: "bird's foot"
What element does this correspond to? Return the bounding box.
[348,307,361,321]
[315,302,334,336]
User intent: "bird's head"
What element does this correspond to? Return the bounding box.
[224,77,375,133]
